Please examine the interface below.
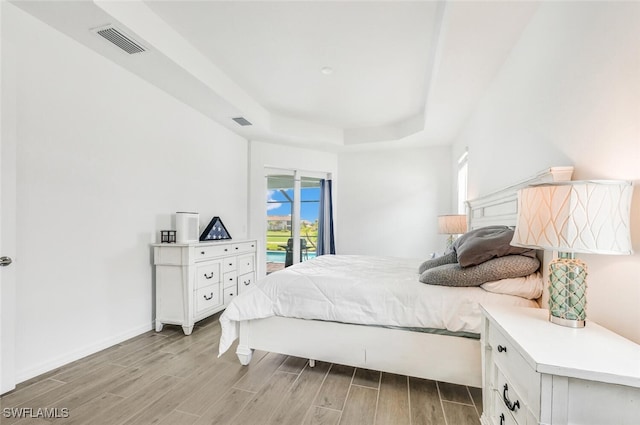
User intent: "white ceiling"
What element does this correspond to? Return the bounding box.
[10,1,539,151]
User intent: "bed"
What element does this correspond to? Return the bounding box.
[218,166,574,388]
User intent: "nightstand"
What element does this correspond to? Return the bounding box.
[481,305,640,425]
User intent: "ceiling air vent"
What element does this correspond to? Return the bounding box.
[92,25,146,55]
[232,117,253,126]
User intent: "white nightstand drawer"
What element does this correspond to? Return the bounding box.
[237,254,255,275]
[195,244,231,260]
[223,257,236,273]
[238,272,254,293]
[232,241,257,254]
[196,262,221,288]
[488,324,540,414]
[195,285,221,313]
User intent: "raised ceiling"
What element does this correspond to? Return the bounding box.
[11,1,539,151]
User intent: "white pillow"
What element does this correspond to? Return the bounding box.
[480,272,543,300]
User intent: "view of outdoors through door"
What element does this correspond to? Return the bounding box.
[266,175,320,274]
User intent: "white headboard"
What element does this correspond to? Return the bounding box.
[466,166,574,230]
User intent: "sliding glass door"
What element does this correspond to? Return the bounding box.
[266,173,321,273]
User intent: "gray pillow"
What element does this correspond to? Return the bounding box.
[419,255,540,287]
[453,226,536,267]
[418,251,457,274]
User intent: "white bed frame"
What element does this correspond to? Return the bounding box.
[236,166,574,388]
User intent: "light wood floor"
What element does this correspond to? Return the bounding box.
[1,314,483,425]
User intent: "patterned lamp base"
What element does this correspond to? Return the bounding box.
[548,253,587,328]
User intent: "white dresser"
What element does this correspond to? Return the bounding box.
[481,305,640,425]
[153,240,257,335]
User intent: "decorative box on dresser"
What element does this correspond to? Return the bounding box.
[481,305,640,425]
[153,240,256,335]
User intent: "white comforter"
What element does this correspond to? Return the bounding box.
[218,255,538,355]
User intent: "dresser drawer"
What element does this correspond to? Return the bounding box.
[237,254,255,275]
[223,285,237,305]
[488,324,540,415]
[196,261,221,289]
[491,391,519,425]
[223,271,237,288]
[238,272,254,294]
[495,367,530,425]
[195,244,232,260]
[223,257,236,273]
[195,285,221,313]
[232,241,256,254]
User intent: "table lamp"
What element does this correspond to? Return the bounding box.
[511,180,633,327]
[438,214,468,250]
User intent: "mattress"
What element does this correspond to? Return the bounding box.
[219,254,539,355]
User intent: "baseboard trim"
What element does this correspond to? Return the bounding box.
[15,322,154,384]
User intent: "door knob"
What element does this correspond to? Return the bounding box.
[0,256,13,267]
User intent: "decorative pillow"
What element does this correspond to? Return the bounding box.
[453,225,536,267]
[419,255,540,287]
[480,272,544,299]
[418,251,457,274]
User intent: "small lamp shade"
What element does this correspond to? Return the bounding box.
[438,214,467,250]
[511,180,633,328]
[438,215,468,235]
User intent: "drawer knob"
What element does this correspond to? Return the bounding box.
[201,251,205,255]
[497,345,507,353]
[503,383,520,412]
[235,247,239,250]
[204,272,214,279]
[229,263,233,266]
[499,413,505,425]
[203,292,214,301]
[244,280,250,285]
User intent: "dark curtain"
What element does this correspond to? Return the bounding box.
[317,179,335,255]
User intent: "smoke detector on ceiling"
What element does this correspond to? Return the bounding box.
[91,24,147,55]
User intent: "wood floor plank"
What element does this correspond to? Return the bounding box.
[266,361,332,425]
[1,364,127,425]
[228,371,298,425]
[156,410,200,425]
[11,419,51,425]
[353,368,381,389]
[438,381,474,404]
[469,386,483,416]
[232,352,288,392]
[95,352,174,397]
[313,364,355,410]
[55,392,124,425]
[375,373,410,425]
[0,378,65,407]
[442,401,481,425]
[302,406,341,425]
[93,375,181,425]
[409,377,446,425]
[339,385,378,425]
[192,388,254,425]
[278,356,309,374]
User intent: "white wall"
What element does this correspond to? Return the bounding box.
[452,1,640,342]
[337,147,451,258]
[248,141,338,277]
[5,5,249,382]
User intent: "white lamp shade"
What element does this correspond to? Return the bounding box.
[511,181,633,255]
[438,214,468,235]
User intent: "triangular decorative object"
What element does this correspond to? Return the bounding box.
[199,216,232,241]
